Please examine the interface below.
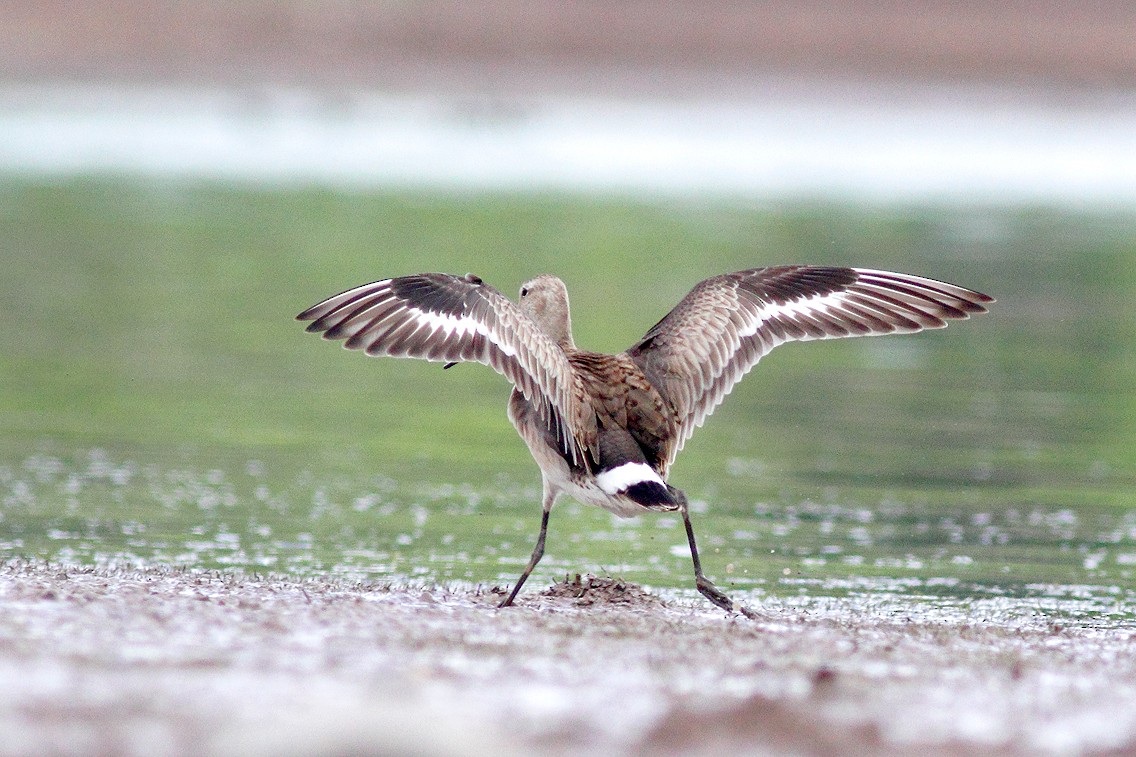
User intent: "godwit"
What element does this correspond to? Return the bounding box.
[297,267,992,616]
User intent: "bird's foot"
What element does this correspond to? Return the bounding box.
[496,583,522,608]
[696,575,760,620]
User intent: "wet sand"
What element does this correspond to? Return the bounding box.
[3,562,1135,756]
[5,1,1136,95]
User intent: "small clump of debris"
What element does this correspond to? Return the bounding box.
[540,573,667,608]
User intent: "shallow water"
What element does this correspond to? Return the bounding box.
[1,180,1134,612]
[2,83,1136,204]
[4,444,1134,621]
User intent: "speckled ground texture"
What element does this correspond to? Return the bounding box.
[2,563,1135,757]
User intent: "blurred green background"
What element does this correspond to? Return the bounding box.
[2,177,1134,604]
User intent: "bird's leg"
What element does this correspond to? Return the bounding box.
[678,491,759,619]
[499,506,551,608]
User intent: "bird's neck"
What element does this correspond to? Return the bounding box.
[549,315,576,350]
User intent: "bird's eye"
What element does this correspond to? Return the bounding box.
[520,287,529,297]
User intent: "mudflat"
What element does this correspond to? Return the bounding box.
[3,562,1134,756]
[5,1,1135,92]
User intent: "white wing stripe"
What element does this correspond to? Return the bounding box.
[343,304,518,360]
[738,290,864,339]
[409,308,518,357]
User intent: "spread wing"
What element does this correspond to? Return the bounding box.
[297,273,588,466]
[625,266,994,465]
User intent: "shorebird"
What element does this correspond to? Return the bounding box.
[297,267,992,616]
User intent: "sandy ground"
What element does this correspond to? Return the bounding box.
[4,1,1136,96]
[3,562,1135,757]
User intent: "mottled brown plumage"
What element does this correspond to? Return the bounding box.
[298,266,993,616]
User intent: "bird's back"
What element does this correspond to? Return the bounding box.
[567,350,677,478]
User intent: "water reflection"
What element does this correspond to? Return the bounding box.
[0,184,1133,607]
[2,440,1132,603]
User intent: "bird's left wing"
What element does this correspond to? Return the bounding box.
[297,273,588,465]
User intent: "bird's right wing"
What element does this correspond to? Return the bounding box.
[626,266,993,466]
[297,273,590,466]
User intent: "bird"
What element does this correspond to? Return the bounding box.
[297,266,993,616]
